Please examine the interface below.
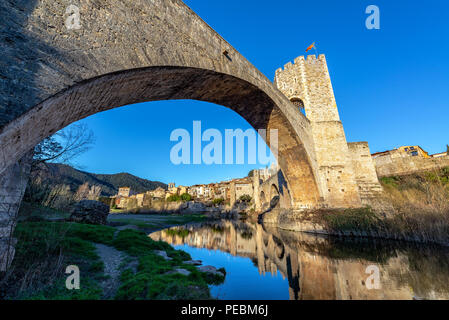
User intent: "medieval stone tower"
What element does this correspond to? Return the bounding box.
[274,54,380,208]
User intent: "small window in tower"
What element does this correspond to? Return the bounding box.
[290,98,306,117]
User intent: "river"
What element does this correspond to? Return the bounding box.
[149,219,449,300]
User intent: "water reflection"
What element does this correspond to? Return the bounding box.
[150,220,449,300]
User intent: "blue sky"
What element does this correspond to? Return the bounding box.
[68,0,449,186]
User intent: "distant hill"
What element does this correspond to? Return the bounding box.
[37,163,167,196]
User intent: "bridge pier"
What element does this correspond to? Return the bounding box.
[230,182,236,209]
[252,171,261,212]
[0,152,32,271]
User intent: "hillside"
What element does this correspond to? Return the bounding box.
[36,163,167,196]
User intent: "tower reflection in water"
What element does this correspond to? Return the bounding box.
[150,220,449,300]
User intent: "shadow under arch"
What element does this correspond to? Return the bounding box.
[0,67,321,208]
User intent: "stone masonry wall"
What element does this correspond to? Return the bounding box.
[0,152,32,271]
[374,152,449,177]
[274,54,362,208]
[347,142,383,205]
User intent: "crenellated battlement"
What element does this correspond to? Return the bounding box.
[274,53,339,123]
[275,54,327,76]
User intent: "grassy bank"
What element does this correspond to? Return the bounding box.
[0,220,224,300]
[314,168,449,245]
[108,213,208,231]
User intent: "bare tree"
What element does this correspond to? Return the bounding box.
[33,123,95,167]
[26,124,95,206]
[74,182,90,202]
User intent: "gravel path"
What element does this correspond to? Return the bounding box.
[95,243,126,299]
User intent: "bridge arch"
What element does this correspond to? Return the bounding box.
[260,191,267,207]
[0,0,323,209]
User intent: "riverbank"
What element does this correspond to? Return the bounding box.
[0,205,225,300]
[264,168,449,246]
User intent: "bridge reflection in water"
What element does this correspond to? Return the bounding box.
[149,220,449,300]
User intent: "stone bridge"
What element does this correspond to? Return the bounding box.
[0,0,381,269]
[257,170,291,211]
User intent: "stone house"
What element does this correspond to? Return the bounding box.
[372,146,449,177]
[178,185,188,195]
[213,183,229,200]
[372,146,429,160]
[148,187,166,199]
[118,186,136,197]
[136,193,151,207]
[235,179,253,200]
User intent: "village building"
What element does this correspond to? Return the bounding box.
[372,145,430,160]
[234,178,254,199]
[430,151,448,158]
[189,185,204,199]
[147,187,166,199]
[136,193,151,207]
[372,145,449,177]
[213,183,228,200]
[178,185,188,195]
[117,186,136,197]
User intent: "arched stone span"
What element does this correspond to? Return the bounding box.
[0,0,323,209]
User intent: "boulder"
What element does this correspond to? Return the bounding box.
[184,259,202,266]
[154,250,172,261]
[197,265,225,276]
[69,200,110,225]
[165,268,191,276]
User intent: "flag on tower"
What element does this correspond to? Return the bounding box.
[306,42,315,52]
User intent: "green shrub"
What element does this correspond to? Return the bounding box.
[7,222,109,300]
[380,176,399,188]
[239,194,252,203]
[166,194,182,202]
[180,193,192,202]
[212,198,224,205]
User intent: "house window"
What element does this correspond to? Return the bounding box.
[411,151,418,156]
[404,148,408,151]
[410,147,415,150]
